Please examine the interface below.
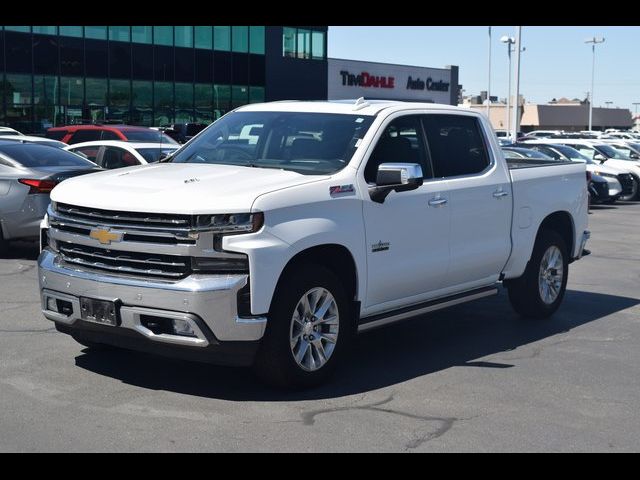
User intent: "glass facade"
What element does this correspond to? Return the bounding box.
[0,25,270,133]
[283,26,326,60]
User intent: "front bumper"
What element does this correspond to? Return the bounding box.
[38,249,267,365]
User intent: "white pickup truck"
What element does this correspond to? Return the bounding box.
[38,100,590,388]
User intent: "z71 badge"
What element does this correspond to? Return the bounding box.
[371,241,390,253]
[329,184,355,197]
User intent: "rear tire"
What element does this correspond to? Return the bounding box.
[507,229,568,318]
[0,230,8,256]
[253,263,352,389]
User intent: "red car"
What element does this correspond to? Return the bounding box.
[46,125,178,145]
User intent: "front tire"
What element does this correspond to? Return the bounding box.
[253,263,351,388]
[507,229,568,318]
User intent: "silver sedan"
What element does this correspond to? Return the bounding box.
[0,141,101,254]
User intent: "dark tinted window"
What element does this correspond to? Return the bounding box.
[123,130,178,144]
[69,130,102,144]
[137,147,178,163]
[422,114,490,178]
[100,146,140,169]
[171,111,374,175]
[71,146,100,162]
[46,130,68,141]
[101,130,121,140]
[365,116,430,183]
[0,144,95,168]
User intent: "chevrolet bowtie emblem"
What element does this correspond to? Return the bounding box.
[89,227,123,245]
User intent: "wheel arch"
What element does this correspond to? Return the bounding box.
[269,244,359,314]
[537,210,575,257]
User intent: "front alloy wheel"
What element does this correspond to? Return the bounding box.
[254,263,351,388]
[290,287,339,372]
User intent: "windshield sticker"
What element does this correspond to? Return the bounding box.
[329,184,355,197]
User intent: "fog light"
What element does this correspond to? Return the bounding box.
[46,297,59,312]
[172,318,197,338]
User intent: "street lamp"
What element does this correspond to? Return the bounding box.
[585,36,605,132]
[605,101,613,109]
[500,35,515,133]
[500,35,526,136]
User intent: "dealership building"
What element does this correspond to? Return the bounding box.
[0,26,460,135]
[0,26,327,134]
[328,58,459,105]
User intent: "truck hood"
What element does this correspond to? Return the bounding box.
[50,163,327,214]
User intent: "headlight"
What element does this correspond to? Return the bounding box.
[194,212,264,233]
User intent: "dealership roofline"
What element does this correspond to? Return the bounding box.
[328,57,456,72]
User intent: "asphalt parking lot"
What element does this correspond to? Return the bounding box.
[1,203,639,452]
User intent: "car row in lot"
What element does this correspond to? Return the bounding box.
[0,123,192,252]
[0,140,102,253]
[500,129,640,204]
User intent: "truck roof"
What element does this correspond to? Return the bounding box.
[236,99,466,117]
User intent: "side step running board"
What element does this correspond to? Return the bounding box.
[358,286,498,333]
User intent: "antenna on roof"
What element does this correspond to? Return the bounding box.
[352,97,370,111]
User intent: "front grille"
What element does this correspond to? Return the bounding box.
[617,174,634,195]
[56,203,193,230]
[58,242,190,279]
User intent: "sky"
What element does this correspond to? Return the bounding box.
[328,26,640,113]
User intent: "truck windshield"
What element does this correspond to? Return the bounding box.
[170,111,375,175]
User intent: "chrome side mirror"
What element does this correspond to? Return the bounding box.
[369,163,423,203]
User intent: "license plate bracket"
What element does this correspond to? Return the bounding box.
[80,297,120,326]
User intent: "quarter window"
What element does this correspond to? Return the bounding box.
[422,114,490,178]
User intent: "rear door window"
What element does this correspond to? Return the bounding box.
[422,114,490,178]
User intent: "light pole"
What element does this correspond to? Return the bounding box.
[585,36,605,132]
[487,27,492,118]
[500,35,515,134]
[633,102,640,114]
[512,27,523,141]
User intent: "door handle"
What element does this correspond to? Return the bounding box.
[428,197,448,207]
[493,190,509,199]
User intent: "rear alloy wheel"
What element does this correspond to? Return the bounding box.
[507,229,568,318]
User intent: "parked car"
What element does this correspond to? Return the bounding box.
[39,100,589,388]
[0,127,24,137]
[65,141,180,169]
[160,123,208,144]
[588,173,621,205]
[537,139,640,201]
[0,141,101,254]
[512,142,630,203]
[46,125,178,145]
[0,135,68,149]
[523,130,562,139]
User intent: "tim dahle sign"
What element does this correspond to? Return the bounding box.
[406,76,450,92]
[340,70,395,89]
[338,70,449,93]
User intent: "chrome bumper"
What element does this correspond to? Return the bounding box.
[38,249,267,345]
